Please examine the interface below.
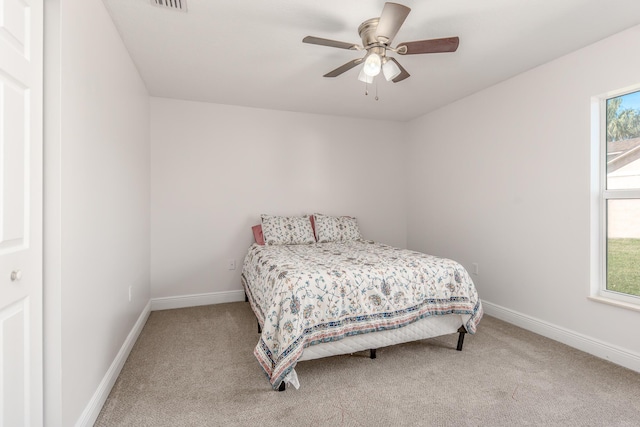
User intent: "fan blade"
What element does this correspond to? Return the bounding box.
[375,2,411,44]
[323,58,364,77]
[396,37,459,55]
[303,36,360,50]
[389,57,410,83]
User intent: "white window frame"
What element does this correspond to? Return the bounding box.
[590,86,640,311]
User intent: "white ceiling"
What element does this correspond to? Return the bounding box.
[102,0,640,121]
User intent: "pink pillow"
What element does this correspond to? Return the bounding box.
[310,215,316,240]
[252,224,265,245]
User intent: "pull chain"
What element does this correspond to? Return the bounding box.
[363,80,379,101]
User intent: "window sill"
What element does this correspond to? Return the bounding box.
[588,295,640,313]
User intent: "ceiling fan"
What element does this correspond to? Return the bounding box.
[303,2,459,84]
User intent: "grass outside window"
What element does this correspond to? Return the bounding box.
[607,238,640,297]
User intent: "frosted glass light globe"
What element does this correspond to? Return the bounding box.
[382,59,401,81]
[363,53,382,77]
[358,67,374,84]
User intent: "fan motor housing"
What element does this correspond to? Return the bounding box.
[358,18,382,47]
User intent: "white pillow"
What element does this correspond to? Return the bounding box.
[313,213,362,243]
[261,215,316,245]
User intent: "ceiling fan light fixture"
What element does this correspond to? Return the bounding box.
[363,53,382,77]
[358,67,374,84]
[382,58,401,81]
[302,3,461,84]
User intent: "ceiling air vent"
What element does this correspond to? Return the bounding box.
[150,0,187,12]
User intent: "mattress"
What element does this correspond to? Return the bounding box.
[242,240,483,389]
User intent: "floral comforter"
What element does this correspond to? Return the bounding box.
[241,240,483,389]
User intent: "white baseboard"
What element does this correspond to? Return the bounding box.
[482,300,640,374]
[150,290,246,311]
[75,301,151,427]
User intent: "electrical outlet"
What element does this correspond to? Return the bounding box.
[228,259,236,270]
[128,285,132,302]
[472,263,479,275]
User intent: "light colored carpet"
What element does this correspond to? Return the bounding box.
[95,303,640,426]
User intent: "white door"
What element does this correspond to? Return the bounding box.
[0,0,43,425]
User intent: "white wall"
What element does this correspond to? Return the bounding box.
[44,0,150,425]
[406,25,640,357]
[150,98,407,299]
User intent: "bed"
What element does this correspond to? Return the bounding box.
[241,214,483,391]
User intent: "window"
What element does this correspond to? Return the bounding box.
[593,89,640,306]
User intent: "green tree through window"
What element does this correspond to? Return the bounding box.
[606,97,640,142]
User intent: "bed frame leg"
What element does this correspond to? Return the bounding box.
[278,382,286,392]
[369,349,377,359]
[244,292,248,302]
[456,326,467,351]
[257,319,262,334]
